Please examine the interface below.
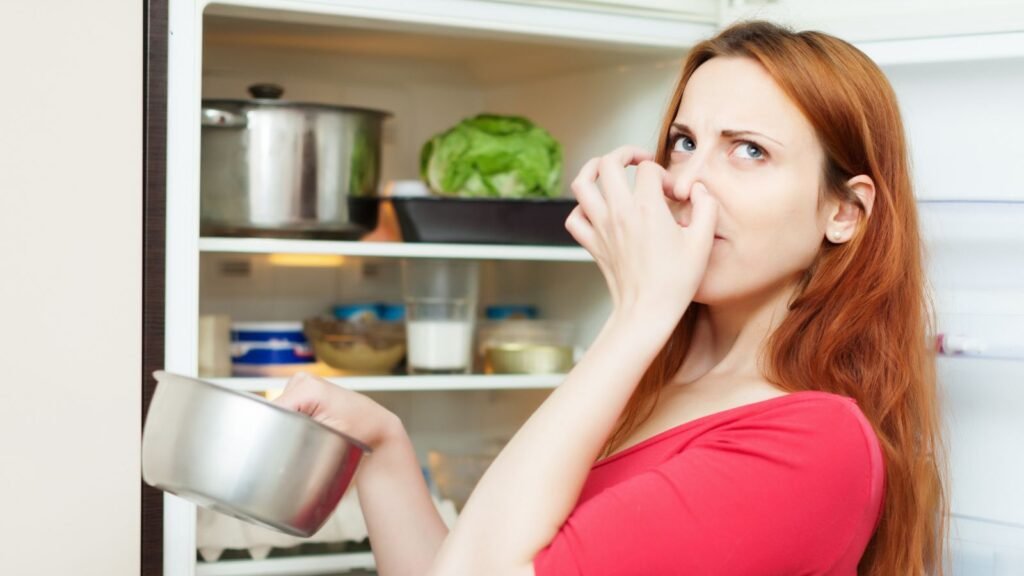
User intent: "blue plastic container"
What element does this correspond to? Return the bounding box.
[230,322,315,366]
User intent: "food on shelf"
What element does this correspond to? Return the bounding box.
[476,312,576,374]
[406,310,476,374]
[304,306,407,375]
[230,322,319,377]
[420,113,562,199]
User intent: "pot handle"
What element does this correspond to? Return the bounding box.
[249,83,284,99]
[201,107,247,128]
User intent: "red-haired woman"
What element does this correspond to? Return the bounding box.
[276,20,947,576]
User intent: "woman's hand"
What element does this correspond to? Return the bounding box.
[564,145,718,322]
[277,373,451,576]
[273,372,401,451]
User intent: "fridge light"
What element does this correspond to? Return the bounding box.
[268,254,346,268]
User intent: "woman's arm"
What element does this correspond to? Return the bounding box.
[426,147,717,575]
[273,375,448,576]
[354,415,449,576]
[426,307,678,575]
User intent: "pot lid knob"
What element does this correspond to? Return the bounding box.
[248,83,284,100]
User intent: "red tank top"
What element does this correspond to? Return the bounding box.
[533,390,885,575]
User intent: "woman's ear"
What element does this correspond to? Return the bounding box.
[847,174,875,220]
[825,175,875,243]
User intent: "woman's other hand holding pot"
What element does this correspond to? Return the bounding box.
[274,372,401,451]
[276,372,451,575]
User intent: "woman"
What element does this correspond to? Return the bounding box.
[275,20,946,575]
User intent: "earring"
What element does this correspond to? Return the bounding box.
[831,232,842,242]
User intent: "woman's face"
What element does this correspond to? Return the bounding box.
[665,56,830,305]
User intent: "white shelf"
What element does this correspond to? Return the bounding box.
[203,0,714,50]
[858,30,1024,66]
[210,373,564,392]
[918,200,1024,244]
[195,552,375,576]
[199,237,593,262]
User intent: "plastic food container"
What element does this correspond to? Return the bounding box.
[332,303,380,323]
[377,303,406,322]
[304,316,406,375]
[476,318,574,374]
[485,304,538,320]
[332,302,406,323]
[230,322,317,376]
[484,342,574,374]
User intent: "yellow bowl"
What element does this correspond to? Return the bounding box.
[304,317,406,374]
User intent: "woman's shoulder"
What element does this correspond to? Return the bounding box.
[757,390,878,444]
[748,388,872,423]
[699,389,887,539]
[678,387,881,448]
[706,389,886,522]
[719,389,883,461]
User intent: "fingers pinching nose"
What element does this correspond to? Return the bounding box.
[669,175,698,203]
[690,182,719,233]
[692,182,718,208]
[633,161,665,204]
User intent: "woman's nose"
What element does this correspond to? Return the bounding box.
[666,161,709,202]
[664,169,710,227]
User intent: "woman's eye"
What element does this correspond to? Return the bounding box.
[735,142,765,160]
[671,134,696,153]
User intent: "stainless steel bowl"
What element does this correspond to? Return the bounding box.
[142,371,369,537]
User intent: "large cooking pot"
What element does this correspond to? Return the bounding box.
[142,371,369,537]
[201,84,390,239]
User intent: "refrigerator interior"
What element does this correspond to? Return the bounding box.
[919,201,1024,575]
[201,13,685,192]
[199,254,610,461]
[195,11,664,569]
[888,56,1024,574]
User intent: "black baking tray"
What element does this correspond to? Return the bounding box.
[390,197,579,245]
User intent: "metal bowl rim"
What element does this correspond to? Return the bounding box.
[152,370,372,454]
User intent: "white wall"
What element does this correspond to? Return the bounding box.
[0,1,142,575]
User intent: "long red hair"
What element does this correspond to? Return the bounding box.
[600,20,947,575]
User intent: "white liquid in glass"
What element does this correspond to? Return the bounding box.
[407,320,474,371]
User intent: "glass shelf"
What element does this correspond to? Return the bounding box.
[198,237,592,262]
[917,199,1024,244]
[208,374,564,393]
[194,551,375,576]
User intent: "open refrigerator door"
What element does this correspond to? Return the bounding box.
[921,200,1024,574]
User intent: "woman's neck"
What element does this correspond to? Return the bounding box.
[673,276,801,387]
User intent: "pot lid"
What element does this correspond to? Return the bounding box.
[202,83,393,118]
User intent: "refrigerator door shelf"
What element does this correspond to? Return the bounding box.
[937,333,1024,362]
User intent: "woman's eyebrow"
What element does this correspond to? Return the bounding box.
[671,122,785,148]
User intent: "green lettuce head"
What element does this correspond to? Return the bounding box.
[419,114,562,199]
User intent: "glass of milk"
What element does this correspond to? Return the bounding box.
[404,297,477,374]
[401,259,480,374]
